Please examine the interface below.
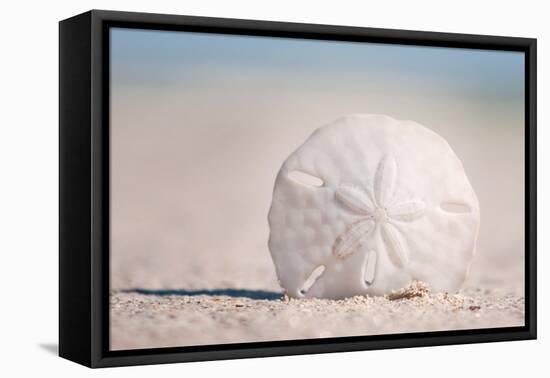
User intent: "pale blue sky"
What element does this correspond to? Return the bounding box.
[111,27,524,100]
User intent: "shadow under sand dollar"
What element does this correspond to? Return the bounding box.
[121,288,283,301]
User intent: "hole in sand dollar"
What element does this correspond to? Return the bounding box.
[299,265,326,295]
[363,249,377,286]
[288,170,324,188]
[440,202,471,214]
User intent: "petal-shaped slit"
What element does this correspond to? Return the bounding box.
[388,199,426,222]
[374,155,397,207]
[333,219,375,259]
[380,222,410,268]
[335,185,374,215]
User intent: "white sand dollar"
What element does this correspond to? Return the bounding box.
[268,114,480,299]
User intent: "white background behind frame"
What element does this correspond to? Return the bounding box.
[0,0,546,376]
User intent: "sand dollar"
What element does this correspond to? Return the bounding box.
[268,114,480,299]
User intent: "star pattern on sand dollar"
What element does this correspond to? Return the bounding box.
[333,155,426,269]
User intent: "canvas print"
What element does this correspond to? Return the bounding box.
[109,27,525,350]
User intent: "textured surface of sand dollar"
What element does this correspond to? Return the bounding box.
[268,114,480,299]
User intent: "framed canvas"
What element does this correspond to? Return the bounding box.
[59,10,537,368]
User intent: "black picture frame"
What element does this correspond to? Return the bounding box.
[59,9,537,368]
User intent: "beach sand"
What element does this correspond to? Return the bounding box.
[109,69,525,350]
[110,282,524,350]
[109,120,525,350]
